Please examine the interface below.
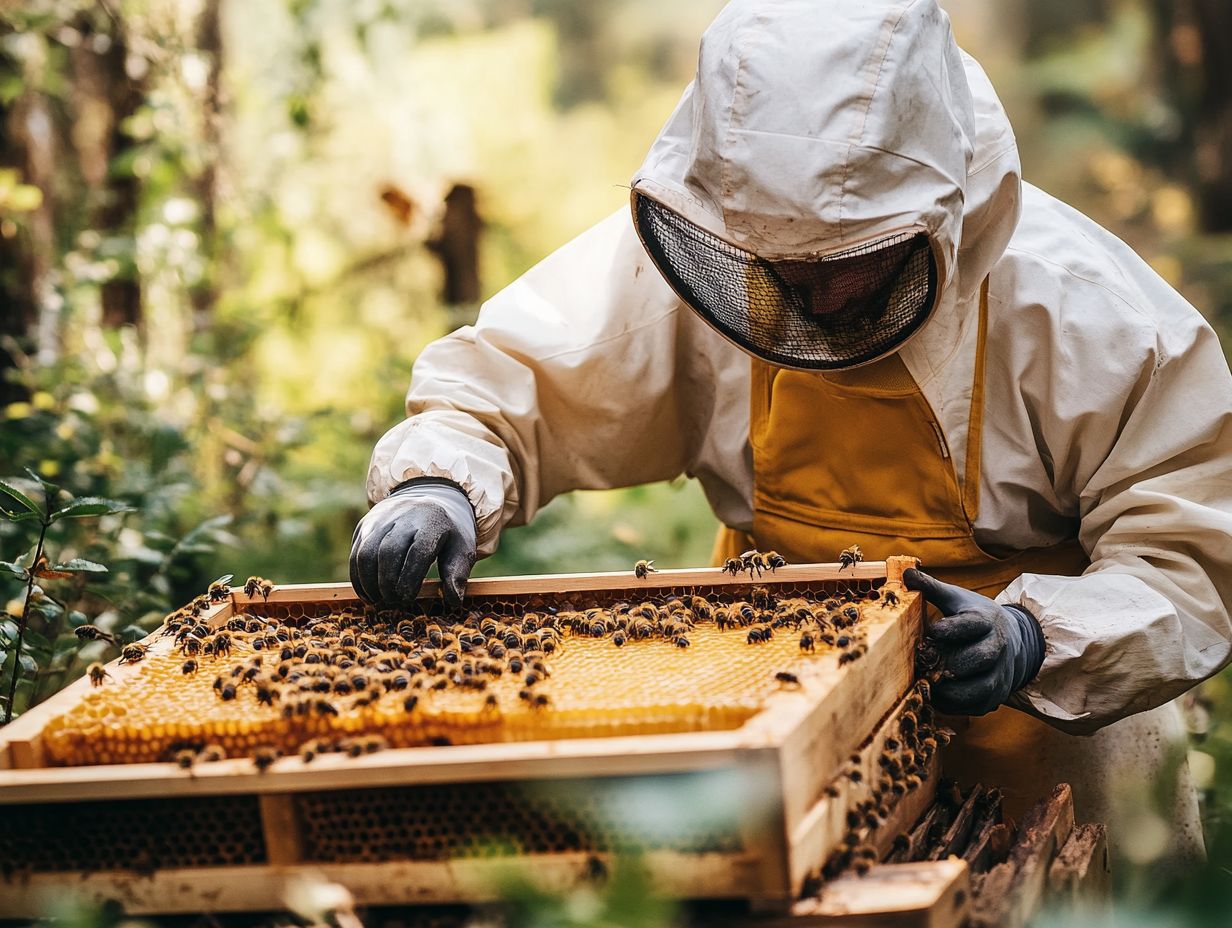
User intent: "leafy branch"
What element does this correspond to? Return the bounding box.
[0,471,130,724]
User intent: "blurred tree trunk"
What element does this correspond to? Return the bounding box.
[191,0,223,330]
[1151,0,1232,232]
[428,183,482,306]
[71,12,144,331]
[0,91,35,401]
[0,86,57,388]
[1020,0,1111,55]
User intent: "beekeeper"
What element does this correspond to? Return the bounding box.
[352,0,1232,859]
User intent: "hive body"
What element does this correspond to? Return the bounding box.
[0,560,928,916]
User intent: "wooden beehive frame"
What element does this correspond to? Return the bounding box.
[0,557,926,915]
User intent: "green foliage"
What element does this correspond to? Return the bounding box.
[0,468,129,722]
[0,349,234,717]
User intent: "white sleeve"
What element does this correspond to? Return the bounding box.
[1002,312,1232,734]
[366,209,722,556]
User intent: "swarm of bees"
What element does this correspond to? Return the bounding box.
[51,562,913,768]
[806,681,950,885]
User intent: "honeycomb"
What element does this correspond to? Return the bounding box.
[0,794,264,874]
[296,772,744,864]
[40,576,896,767]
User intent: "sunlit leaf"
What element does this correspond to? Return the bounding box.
[19,628,49,650]
[0,560,28,581]
[51,497,135,522]
[28,597,63,619]
[0,509,41,523]
[0,478,40,516]
[48,559,108,575]
[22,467,58,497]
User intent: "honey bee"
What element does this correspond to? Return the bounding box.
[181,658,198,675]
[298,739,327,763]
[174,749,197,770]
[799,631,816,654]
[763,551,787,572]
[882,590,899,607]
[199,744,225,763]
[739,549,763,576]
[839,545,864,571]
[253,747,280,772]
[219,682,237,701]
[612,630,627,647]
[119,642,149,664]
[403,694,420,712]
[673,635,691,649]
[75,624,116,645]
[721,557,744,577]
[774,671,801,687]
[210,633,233,658]
[634,559,658,579]
[255,682,280,706]
[746,624,773,644]
[87,662,110,686]
[343,735,386,757]
[207,575,234,603]
[244,576,274,601]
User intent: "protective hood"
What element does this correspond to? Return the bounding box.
[631,0,1022,315]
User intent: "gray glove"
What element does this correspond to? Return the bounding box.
[904,568,1046,716]
[350,479,477,607]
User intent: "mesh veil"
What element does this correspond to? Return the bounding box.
[634,194,939,370]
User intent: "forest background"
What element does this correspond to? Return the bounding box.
[1,0,1231,923]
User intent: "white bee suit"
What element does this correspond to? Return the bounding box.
[368,0,1232,858]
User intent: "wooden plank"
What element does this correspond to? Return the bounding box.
[1046,823,1110,908]
[771,595,923,830]
[928,785,984,861]
[968,784,1075,928]
[258,793,304,865]
[785,689,938,891]
[0,583,919,801]
[788,859,970,928]
[0,734,777,804]
[231,562,896,607]
[0,851,764,916]
[884,556,920,586]
[737,751,794,913]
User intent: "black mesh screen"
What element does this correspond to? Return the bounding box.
[634,194,938,370]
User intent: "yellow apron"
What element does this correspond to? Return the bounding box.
[715,283,1204,855]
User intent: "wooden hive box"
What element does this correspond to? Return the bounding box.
[0,557,931,916]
